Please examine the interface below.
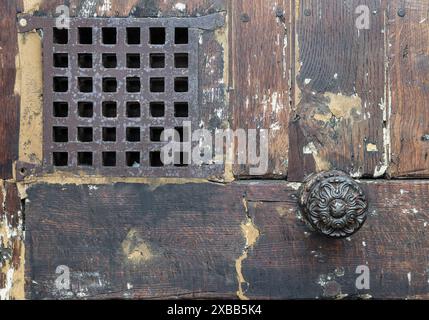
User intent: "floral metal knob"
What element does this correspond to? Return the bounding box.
[299,171,368,238]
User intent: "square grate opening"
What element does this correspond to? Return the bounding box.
[43,18,199,175]
[40,17,209,176]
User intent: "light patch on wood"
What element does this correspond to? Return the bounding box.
[98,0,112,16]
[374,164,388,178]
[78,0,98,17]
[276,206,288,217]
[122,229,155,265]
[19,173,211,189]
[236,197,260,300]
[324,92,362,120]
[303,142,331,172]
[174,2,186,12]
[214,24,233,183]
[23,0,41,13]
[366,143,378,152]
[313,112,332,122]
[10,240,25,300]
[16,32,43,166]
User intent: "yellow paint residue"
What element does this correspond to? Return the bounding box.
[23,0,41,13]
[122,229,155,265]
[366,143,378,152]
[16,32,43,166]
[324,92,362,120]
[236,198,260,300]
[276,206,288,217]
[19,173,209,190]
[313,112,332,123]
[10,239,25,300]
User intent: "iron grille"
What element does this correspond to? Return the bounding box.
[17,15,225,178]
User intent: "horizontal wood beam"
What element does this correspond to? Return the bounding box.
[24,180,429,299]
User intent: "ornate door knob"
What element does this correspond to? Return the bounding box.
[298,171,368,238]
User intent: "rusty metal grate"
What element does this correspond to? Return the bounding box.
[17,14,225,178]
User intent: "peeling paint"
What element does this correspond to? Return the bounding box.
[324,92,362,120]
[236,197,260,300]
[122,229,155,265]
[174,2,186,12]
[374,164,388,178]
[78,0,99,18]
[0,183,25,300]
[366,143,378,152]
[16,32,43,166]
[99,0,112,16]
[23,0,41,13]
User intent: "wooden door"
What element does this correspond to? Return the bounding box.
[1,0,429,300]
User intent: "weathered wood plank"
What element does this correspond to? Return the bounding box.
[389,0,429,177]
[0,181,24,300]
[24,180,429,299]
[0,1,20,179]
[288,0,387,181]
[244,180,429,299]
[230,0,291,178]
[25,183,245,299]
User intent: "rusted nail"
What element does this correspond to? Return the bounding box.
[397,8,406,17]
[304,9,312,17]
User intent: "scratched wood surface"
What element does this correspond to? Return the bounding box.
[288,0,387,181]
[244,180,429,299]
[25,183,245,299]
[2,0,429,301]
[230,0,291,178]
[0,0,20,179]
[25,181,429,299]
[389,0,429,178]
[0,182,24,300]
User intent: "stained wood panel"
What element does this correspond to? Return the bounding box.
[244,181,429,299]
[389,0,429,177]
[230,0,291,178]
[25,180,429,299]
[25,183,245,299]
[288,0,387,181]
[0,1,20,179]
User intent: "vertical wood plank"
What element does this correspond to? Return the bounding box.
[0,1,20,179]
[230,0,291,178]
[389,0,429,177]
[288,0,387,181]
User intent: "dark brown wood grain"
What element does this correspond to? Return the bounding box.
[25,180,429,299]
[25,183,245,299]
[0,1,20,179]
[288,0,387,181]
[230,0,291,178]
[389,0,429,177]
[244,180,429,299]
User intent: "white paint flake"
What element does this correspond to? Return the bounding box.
[99,0,112,15]
[174,2,187,12]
